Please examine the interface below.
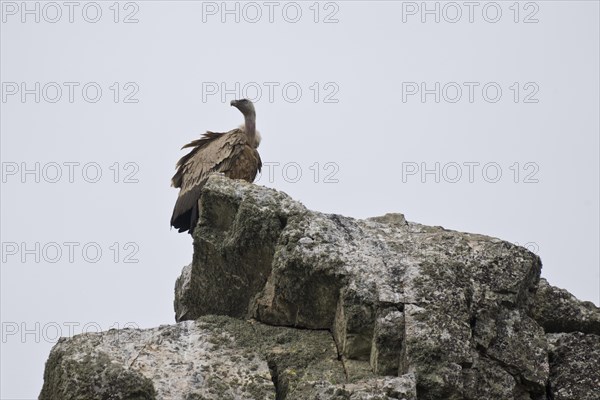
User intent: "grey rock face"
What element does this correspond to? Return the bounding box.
[39,315,417,400]
[41,175,599,399]
[172,175,551,398]
[547,332,600,400]
[39,318,274,400]
[532,278,600,335]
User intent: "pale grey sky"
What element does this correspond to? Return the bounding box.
[1,1,599,398]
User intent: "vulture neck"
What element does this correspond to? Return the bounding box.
[243,113,257,145]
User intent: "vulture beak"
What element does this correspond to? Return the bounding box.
[230,100,237,107]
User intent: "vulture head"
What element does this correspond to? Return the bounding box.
[230,98,256,117]
[231,98,260,147]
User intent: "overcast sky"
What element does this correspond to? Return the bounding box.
[1,1,599,398]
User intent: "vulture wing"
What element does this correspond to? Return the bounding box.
[170,128,257,233]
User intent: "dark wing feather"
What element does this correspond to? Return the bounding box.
[170,128,253,234]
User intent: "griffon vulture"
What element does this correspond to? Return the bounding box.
[170,99,262,234]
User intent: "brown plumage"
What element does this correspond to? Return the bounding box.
[171,99,262,234]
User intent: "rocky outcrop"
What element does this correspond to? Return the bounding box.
[532,278,600,335]
[40,175,599,399]
[547,332,600,400]
[39,315,417,400]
